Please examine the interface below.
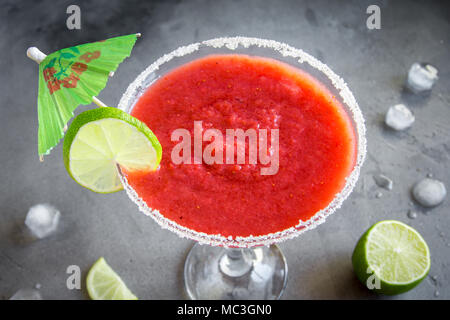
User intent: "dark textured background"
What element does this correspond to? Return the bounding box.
[0,0,449,299]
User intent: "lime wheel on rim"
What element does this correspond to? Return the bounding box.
[63,107,162,193]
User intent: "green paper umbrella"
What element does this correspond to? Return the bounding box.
[27,33,140,160]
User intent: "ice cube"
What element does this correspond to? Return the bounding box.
[25,203,60,238]
[373,174,393,190]
[407,210,418,219]
[9,288,42,300]
[406,62,438,93]
[385,104,415,130]
[412,178,446,207]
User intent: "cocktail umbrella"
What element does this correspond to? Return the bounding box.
[27,33,140,161]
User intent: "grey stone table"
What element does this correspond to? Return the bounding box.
[0,0,449,299]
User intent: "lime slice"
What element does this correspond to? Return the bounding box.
[86,257,138,300]
[352,220,430,295]
[63,107,162,193]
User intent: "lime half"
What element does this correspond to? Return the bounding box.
[352,220,430,295]
[63,107,162,193]
[86,257,138,300]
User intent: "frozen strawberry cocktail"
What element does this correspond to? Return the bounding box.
[123,54,356,238]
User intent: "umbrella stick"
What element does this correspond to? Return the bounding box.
[27,47,110,110]
[92,96,108,108]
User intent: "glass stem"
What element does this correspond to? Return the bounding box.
[219,248,253,277]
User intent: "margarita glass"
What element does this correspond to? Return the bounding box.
[118,37,366,299]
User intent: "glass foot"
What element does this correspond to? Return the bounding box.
[184,243,288,299]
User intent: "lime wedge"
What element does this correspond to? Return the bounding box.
[63,107,162,193]
[352,220,430,295]
[86,257,138,300]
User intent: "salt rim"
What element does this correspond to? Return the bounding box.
[117,36,367,248]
